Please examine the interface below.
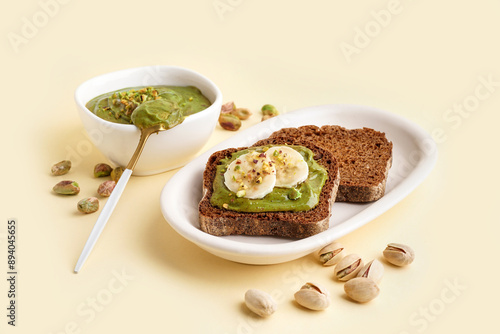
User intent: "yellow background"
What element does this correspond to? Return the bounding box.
[1,0,499,333]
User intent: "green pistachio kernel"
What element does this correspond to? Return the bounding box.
[51,160,71,176]
[94,163,113,178]
[261,104,279,117]
[219,113,242,131]
[110,167,124,182]
[288,188,302,200]
[53,180,80,195]
[97,181,116,197]
[77,197,99,214]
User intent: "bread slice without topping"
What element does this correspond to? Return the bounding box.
[268,125,393,202]
[198,138,340,239]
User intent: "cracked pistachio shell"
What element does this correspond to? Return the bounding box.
[294,282,330,311]
[51,160,72,176]
[344,277,380,303]
[244,289,277,317]
[383,243,415,266]
[53,180,80,195]
[220,101,236,113]
[357,259,384,284]
[317,242,345,266]
[334,254,363,281]
[231,107,252,120]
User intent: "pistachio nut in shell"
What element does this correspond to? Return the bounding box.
[334,254,363,281]
[94,163,113,178]
[77,197,99,214]
[317,241,345,266]
[244,289,277,317]
[344,277,380,303]
[294,282,330,311]
[357,259,384,284]
[51,160,71,176]
[53,180,80,195]
[383,243,415,266]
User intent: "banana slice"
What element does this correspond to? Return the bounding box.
[224,151,276,199]
[266,146,309,188]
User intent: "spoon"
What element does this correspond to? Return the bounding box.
[74,122,167,273]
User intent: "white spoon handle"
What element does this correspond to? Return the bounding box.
[74,168,133,273]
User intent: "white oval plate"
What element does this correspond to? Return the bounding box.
[160,104,437,264]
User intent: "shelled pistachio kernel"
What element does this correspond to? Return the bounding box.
[231,107,252,120]
[219,114,241,131]
[288,188,302,200]
[294,282,330,311]
[77,197,99,214]
[344,277,380,303]
[51,160,71,176]
[110,167,124,182]
[244,289,277,317]
[333,254,363,281]
[218,113,241,131]
[97,180,116,197]
[94,163,113,178]
[53,180,80,195]
[261,104,279,116]
[357,259,384,284]
[383,243,415,266]
[317,242,345,266]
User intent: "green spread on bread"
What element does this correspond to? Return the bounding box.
[210,145,328,212]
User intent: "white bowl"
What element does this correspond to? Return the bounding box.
[74,65,223,175]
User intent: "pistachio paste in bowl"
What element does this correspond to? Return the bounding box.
[86,85,211,129]
[75,66,223,175]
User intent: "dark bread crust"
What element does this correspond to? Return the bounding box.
[198,139,340,239]
[269,125,393,202]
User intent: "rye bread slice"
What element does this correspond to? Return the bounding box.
[198,139,340,239]
[268,125,393,202]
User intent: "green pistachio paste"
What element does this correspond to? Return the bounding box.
[210,145,328,212]
[85,85,211,129]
